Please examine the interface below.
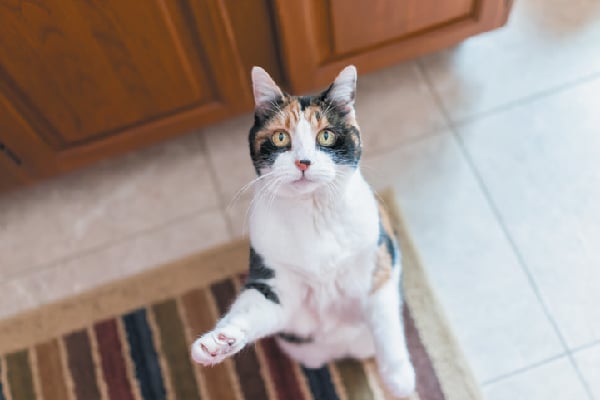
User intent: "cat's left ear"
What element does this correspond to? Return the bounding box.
[251,66,284,114]
[322,65,357,112]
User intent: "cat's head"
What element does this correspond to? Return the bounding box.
[248,65,361,197]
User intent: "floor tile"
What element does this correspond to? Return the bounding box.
[0,132,219,280]
[362,133,562,382]
[202,114,257,202]
[483,357,589,400]
[356,62,447,153]
[574,343,600,399]
[457,78,600,349]
[420,0,600,121]
[0,208,230,320]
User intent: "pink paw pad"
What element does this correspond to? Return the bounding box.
[217,333,236,345]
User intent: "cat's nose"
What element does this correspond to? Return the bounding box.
[295,159,311,171]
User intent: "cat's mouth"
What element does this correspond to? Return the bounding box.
[292,176,311,185]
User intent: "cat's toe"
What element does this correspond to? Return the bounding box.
[214,325,244,347]
[380,360,416,399]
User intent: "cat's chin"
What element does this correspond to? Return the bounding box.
[277,178,324,197]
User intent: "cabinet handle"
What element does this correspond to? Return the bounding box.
[0,142,22,166]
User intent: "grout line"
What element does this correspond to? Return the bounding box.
[481,352,567,386]
[196,132,236,238]
[417,60,596,400]
[0,205,220,284]
[572,339,600,355]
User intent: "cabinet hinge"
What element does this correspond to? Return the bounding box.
[0,142,22,166]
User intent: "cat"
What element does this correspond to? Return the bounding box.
[191,65,416,398]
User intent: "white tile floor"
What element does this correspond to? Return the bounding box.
[2,0,600,397]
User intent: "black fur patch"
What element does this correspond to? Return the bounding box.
[317,92,361,167]
[248,247,275,281]
[298,96,312,110]
[244,282,280,304]
[243,246,280,304]
[378,221,398,266]
[277,332,314,344]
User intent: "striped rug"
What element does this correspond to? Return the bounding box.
[0,192,483,400]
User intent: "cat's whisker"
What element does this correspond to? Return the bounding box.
[227,171,276,213]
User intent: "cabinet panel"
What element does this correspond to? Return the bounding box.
[328,0,474,56]
[0,0,253,177]
[274,0,511,93]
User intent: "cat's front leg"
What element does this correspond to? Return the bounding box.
[191,248,289,366]
[365,273,416,398]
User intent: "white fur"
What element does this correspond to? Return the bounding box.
[192,66,415,398]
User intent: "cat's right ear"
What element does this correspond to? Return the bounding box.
[251,66,284,115]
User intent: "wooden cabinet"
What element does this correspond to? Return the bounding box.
[0,0,258,180]
[0,0,511,191]
[273,0,511,92]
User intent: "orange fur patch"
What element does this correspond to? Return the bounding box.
[371,201,397,293]
[371,243,393,293]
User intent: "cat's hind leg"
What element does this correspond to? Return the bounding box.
[365,269,415,398]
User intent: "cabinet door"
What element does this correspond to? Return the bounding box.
[273,0,511,92]
[0,0,252,176]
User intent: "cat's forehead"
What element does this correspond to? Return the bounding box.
[267,96,330,133]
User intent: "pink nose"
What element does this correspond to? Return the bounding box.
[295,159,311,171]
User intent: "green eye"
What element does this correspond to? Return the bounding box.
[317,130,336,146]
[271,131,290,147]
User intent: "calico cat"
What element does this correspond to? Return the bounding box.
[191,65,416,398]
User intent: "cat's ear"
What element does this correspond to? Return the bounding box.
[251,66,284,113]
[322,65,357,112]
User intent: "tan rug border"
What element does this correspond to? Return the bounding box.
[381,191,483,400]
[0,191,482,400]
[0,240,248,355]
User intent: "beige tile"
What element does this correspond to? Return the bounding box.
[458,78,600,349]
[421,0,600,121]
[202,114,256,202]
[483,357,589,400]
[0,209,230,320]
[0,132,219,280]
[203,63,447,204]
[362,133,562,382]
[574,343,600,399]
[356,62,448,153]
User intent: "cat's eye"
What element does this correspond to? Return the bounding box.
[271,131,291,147]
[317,130,336,147]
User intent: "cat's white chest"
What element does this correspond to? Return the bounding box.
[249,185,378,276]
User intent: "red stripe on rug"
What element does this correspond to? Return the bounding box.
[261,337,307,400]
[94,319,135,400]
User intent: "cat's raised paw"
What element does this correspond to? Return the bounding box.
[191,325,246,366]
[380,360,416,398]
